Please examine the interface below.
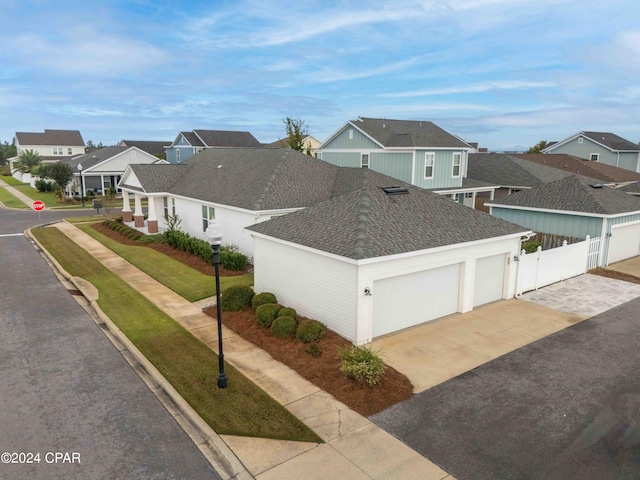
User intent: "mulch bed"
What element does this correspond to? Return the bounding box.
[92,220,414,416]
[589,267,640,285]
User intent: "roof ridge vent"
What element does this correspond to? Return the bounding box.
[589,183,604,188]
[381,186,409,195]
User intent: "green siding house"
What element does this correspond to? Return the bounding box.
[543,132,640,173]
[319,117,496,208]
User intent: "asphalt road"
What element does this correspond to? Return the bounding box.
[371,297,640,480]
[0,207,221,479]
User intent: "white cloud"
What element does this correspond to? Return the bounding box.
[380,81,556,98]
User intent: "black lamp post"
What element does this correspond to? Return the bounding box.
[77,163,85,208]
[205,221,227,388]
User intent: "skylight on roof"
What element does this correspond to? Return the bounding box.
[381,186,409,195]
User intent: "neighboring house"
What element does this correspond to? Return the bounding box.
[118,147,531,344]
[118,140,171,158]
[467,153,580,198]
[318,117,496,208]
[264,135,322,156]
[164,129,262,164]
[487,175,640,266]
[542,132,640,173]
[14,129,86,162]
[247,178,530,345]
[63,146,164,197]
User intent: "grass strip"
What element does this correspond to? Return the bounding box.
[77,224,253,302]
[0,175,24,186]
[32,226,321,442]
[0,186,28,208]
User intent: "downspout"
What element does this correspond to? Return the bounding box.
[599,218,608,267]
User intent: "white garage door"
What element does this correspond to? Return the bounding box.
[608,223,640,265]
[372,263,460,338]
[473,254,506,307]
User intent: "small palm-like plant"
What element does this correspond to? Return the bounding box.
[14,149,42,174]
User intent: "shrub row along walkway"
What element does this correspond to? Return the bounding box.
[50,221,453,480]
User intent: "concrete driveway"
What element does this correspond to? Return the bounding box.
[370,296,640,480]
[370,298,586,393]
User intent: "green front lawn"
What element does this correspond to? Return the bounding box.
[0,186,28,208]
[77,224,254,302]
[1,175,24,186]
[31,227,320,443]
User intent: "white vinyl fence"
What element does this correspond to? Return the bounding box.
[516,236,601,296]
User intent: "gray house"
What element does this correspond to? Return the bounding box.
[487,175,640,266]
[542,132,640,173]
[318,117,496,208]
[165,129,262,164]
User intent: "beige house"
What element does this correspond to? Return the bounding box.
[14,129,86,162]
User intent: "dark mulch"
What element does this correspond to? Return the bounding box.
[92,220,414,416]
[203,307,414,417]
[589,267,640,285]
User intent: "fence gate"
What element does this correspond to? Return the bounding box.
[587,235,601,270]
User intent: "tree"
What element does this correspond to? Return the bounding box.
[13,149,42,173]
[42,162,74,202]
[0,140,17,165]
[527,140,549,154]
[283,117,310,153]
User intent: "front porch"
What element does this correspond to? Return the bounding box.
[121,190,161,234]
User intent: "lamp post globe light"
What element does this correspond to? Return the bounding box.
[77,163,84,208]
[205,221,227,388]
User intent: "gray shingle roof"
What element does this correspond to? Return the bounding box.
[62,146,129,170]
[582,132,640,151]
[194,130,261,148]
[467,153,575,188]
[247,170,528,260]
[180,131,205,147]
[120,140,170,156]
[488,175,640,215]
[127,164,189,192]
[16,129,85,146]
[353,117,471,149]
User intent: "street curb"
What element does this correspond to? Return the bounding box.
[27,227,254,480]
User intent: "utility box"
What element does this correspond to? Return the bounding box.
[92,199,103,213]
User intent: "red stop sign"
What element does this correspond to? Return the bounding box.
[32,200,45,211]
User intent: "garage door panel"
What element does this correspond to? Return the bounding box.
[373,263,460,338]
[474,254,505,307]
[608,224,640,265]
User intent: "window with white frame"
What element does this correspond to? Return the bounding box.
[53,147,63,155]
[176,149,181,163]
[590,153,599,162]
[361,154,369,168]
[202,205,215,231]
[424,152,435,178]
[348,129,353,140]
[578,137,583,144]
[68,147,73,155]
[164,197,175,220]
[452,152,462,177]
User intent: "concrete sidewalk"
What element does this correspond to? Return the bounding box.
[48,221,453,480]
[0,177,36,207]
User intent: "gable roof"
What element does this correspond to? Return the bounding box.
[512,153,640,183]
[119,140,170,156]
[63,146,129,170]
[543,131,640,153]
[193,129,261,148]
[126,164,189,192]
[487,175,640,215]
[15,129,85,147]
[467,153,577,188]
[247,170,528,260]
[324,117,472,149]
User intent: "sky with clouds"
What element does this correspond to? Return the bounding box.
[1,0,639,151]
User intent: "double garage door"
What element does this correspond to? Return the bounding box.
[608,223,640,265]
[372,254,506,338]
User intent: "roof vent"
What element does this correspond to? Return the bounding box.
[381,186,409,195]
[589,183,603,189]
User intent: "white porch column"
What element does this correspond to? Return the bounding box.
[133,193,144,227]
[122,191,133,222]
[147,197,159,233]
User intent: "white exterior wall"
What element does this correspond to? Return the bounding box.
[253,234,522,345]
[17,144,85,157]
[90,149,157,173]
[253,237,359,342]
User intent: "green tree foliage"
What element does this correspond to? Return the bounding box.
[42,162,74,201]
[14,149,42,173]
[527,140,549,154]
[0,140,17,166]
[283,117,310,153]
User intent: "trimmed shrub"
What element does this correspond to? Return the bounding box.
[306,342,323,358]
[220,249,248,271]
[270,316,297,339]
[296,319,326,344]
[338,345,387,386]
[220,285,254,312]
[252,292,277,311]
[256,303,281,327]
[277,307,297,320]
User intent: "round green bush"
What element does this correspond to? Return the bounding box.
[255,303,281,327]
[252,292,277,311]
[270,316,297,339]
[220,285,254,312]
[338,345,387,386]
[296,319,326,343]
[277,307,297,320]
